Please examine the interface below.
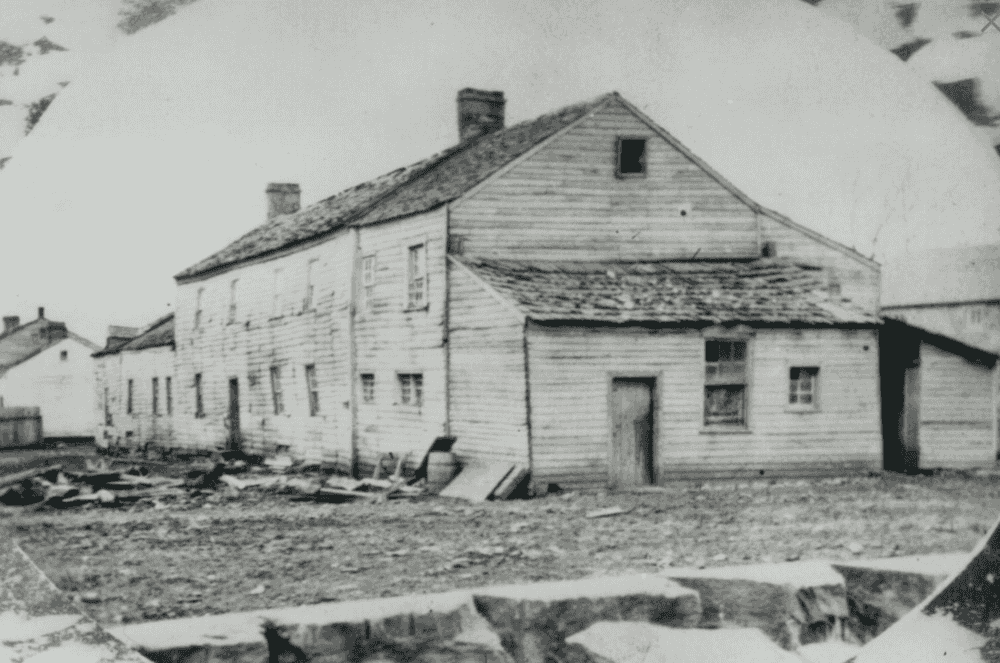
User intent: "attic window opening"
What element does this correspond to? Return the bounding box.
[616,138,647,178]
[59,350,68,361]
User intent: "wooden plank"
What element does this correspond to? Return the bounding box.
[492,465,529,500]
[438,461,515,502]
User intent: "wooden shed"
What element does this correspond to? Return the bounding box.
[880,319,999,472]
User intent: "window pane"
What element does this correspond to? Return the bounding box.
[705,341,720,362]
[733,342,746,361]
[801,394,812,404]
[718,342,732,361]
[705,386,745,424]
[789,367,800,380]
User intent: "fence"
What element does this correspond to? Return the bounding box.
[0,406,43,448]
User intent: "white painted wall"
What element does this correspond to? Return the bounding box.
[0,337,98,438]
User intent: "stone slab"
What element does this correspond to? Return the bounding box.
[832,553,966,642]
[438,461,514,501]
[473,574,701,663]
[854,513,1000,662]
[0,538,150,663]
[565,621,801,663]
[111,575,699,663]
[661,560,849,650]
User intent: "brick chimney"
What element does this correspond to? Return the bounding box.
[37,306,44,319]
[457,88,505,142]
[266,183,300,222]
[3,316,19,334]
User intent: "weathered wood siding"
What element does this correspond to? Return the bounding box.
[918,342,997,469]
[173,231,354,466]
[757,216,880,314]
[450,98,760,261]
[447,259,529,465]
[525,325,881,486]
[354,208,448,473]
[95,346,176,449]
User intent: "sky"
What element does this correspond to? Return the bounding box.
[1,0,999,342]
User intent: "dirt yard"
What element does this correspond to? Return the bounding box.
[3,452,1000,627]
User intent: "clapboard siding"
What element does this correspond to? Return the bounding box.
[918,342,997,468]
[525,324,881,486]
[95,346,177,449]
[447,260,528,465]
[450,99,761,261]
[174,232,354,466]
[354,208,448,472]
[758,216,880,314]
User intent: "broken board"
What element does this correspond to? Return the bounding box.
[492,464,528,500]
[438,461,514,502]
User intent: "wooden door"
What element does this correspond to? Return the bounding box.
[227,378,241,452]
[610,378,655,487]
[901,366,920,471]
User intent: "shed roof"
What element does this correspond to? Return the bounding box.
[458,257,878,326]
[93,313,174,357]
[0,317,98,374]
[882,244,1000,307]
[176,94,612,281]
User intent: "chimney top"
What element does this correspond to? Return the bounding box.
[38,307,44,319]
[266,183,301,223]
[3,316,19,334]
[457,88,505,142]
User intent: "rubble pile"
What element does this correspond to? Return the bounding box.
[0,452,427,511]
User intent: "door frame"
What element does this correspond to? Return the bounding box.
[606,372,659,486]
[227,376,242,452]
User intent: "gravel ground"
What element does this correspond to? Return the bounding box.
[3,466,1000,627]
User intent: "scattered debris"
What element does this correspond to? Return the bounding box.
[585,506,631,519]
[438,461,516,502]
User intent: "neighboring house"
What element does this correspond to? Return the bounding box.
[882,245,1000,354]
[172,89,882,487]
[880,319,998,472]
[879,245,1000,471]
[0,308,100,439]
[92,315,175,452]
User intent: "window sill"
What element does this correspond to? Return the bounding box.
[615,172,647,180]
[785,407,820,415]
[699,426,752,435]
[403,305,429,313]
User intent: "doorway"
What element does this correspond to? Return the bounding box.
[227,378,242,452]
[610,377,655,487]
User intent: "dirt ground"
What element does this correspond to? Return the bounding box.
[3,448,1000,627]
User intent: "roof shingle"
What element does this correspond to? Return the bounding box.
[176,95,611,281]
[459,257,877,326]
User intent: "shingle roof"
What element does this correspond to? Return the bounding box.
[882,244,1000,307]
[176,95,612,281]
[0,318,95,374]
[93,314,174,357]
[459,257,878,325]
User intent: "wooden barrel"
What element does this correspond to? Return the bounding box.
[427,451,457,491]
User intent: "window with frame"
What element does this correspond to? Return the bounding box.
[194,373,204,418]
[398,373,423,406]
[127,379,134,415]
[361,373,375,403]
[194,287,204,329]
[228,279,238,323]
[152,377,160,416]
[304,258,318,311]
[407,244,427,309]
[362,255,376,310]
[704,340,747,426]
[165,376,173,415]
[304,364,319,416]
[788,367,819,410]
[616,138,647,177]
[269,366,284,415]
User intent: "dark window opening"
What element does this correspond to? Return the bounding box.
[104,387,112,426]
[270,366,284,415]
[126,379,134,415]
[361,374,375,404]
[616,138,647,177]
[166,376,173,415]
[194,373,204,418]
[152,377,160,416]
[59,350,68,361]
[305,364,319,416]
